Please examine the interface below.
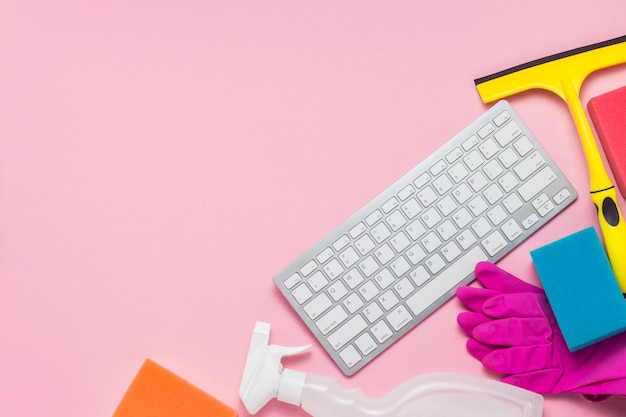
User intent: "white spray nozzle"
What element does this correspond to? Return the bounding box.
[239,322,310,414]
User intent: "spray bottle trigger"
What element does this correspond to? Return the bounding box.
[269,344,311,371]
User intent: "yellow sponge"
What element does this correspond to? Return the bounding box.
[112,359,237,417]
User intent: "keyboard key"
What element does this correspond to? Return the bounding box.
[394,278,415,298]
[300,260,317,276]
[401,198,421,219]
[514,136,534,156]
[522,213,539,229]
[379,290,399,310]
[349,222,367,238]
[374,244,395,264]
[518,166,556,201]
[316,247,334,264]
[387,305,412,331]
[323,259,344,279]
[328,314,367,350]
[308,271,329,291]
[478,122,495,138]
[441,241,461,262]
[304,293,333,319]
[355,332,377,355]
[433,174,453,194]
[339,247,360,268]
[502,193,523,213]
[430,159,447,176]
[421,207,442,228]
[498,148,519,168]
[498,172,519,193]
[448,162,469,182]
[344,268,365,289]
[339,345,362,368]
[463,150,484,171]
[371,223,391,243]
[483,159,504,180]
[386,210,407,231]
[425,253,446,274]
[514,151,545,180]
[553,188,571,205]
[494,120,522,145]
[406,246,487,316]
[462,134,479,151]
[363,302,384,323]
[493,110,511,127]
[373,268,395,289]
[365,209,383,225]
[355,235,376,255]
[382,197,399,213]
[390,256,411,277]
[328,280,349,301]
[406,219,427,240]
[292,284,313,304]
[358,280,379,302]
[413,172,431,188]
[456,229,476,250]
[417,186,438,207]
[479,138,499,159]
[284,273,302,289]
[390,232,411,252]
[371,320,392,344]
[333,235,350,251]
[409,265,430,286]
[343,293,364,313]
[398,184,415,201]
[502,219,523,241]
[482,230,507,256]
[436,195,457,216]
[446,147,463,163]
[316,305,348,335]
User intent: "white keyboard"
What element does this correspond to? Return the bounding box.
[274,101,577,375]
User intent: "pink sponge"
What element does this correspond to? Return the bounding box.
[588,86,626,198]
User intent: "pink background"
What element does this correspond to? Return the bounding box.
[2,1,626,416]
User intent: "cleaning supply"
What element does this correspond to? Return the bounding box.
[238,321,544,417]
[457,262,626,400]
[530,227,626,351]
[588,86,626,198]
[474,34,626,293]
[112,359,237,417]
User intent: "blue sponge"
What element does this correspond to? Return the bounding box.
[530,227,626,351]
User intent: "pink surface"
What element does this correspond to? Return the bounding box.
[1,1,626,416]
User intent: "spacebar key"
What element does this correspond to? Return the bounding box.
[406,246,487,316]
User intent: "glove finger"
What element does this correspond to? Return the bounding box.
[475,262,543,295]
[466,338,498,361]
[456,286,502,312]
[457,311,491,335]
[481,344,553,374]
[501,369,562,394]
[481,292,551,319]
[473,317,552,346]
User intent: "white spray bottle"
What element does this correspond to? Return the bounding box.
[239,321,544,417]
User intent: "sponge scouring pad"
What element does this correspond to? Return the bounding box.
[112,359,238,417]
[530,227,626,351]
[588,86,626,198]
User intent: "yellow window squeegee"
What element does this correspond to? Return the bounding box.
[475,35,626,293]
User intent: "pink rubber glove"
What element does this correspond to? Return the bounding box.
[456,261,626,400]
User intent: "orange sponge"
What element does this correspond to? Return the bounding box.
[112,359,237,417]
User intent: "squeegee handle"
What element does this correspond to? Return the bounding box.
[566,86,626,293]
